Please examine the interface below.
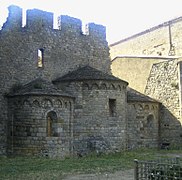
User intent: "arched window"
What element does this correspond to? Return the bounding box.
[47,111,58,137]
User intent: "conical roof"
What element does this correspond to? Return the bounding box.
[8,78,73,97]
[53,65,128,84]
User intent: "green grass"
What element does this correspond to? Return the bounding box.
[0,148,182,179]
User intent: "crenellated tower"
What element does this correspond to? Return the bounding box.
[0,4,112,156]
[0,5,110,76]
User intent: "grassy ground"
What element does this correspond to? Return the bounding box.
[1,148,182,180]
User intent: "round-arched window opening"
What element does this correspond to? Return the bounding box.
[47,111,58,137]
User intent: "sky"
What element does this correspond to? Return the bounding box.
[0,0,182,44]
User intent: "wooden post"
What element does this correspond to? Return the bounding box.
[134,159,139,180]
[176,156,180,164]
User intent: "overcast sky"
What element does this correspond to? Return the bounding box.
[1,0,182,44]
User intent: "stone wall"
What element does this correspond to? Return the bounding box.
[0,5,110,155]
[109,16,182,147]
[109,17,182,59]
[127,102,159,149]
[56,80,128,155]
[145,59,182,146]
[7,95,73,158]
[111,56,170,93]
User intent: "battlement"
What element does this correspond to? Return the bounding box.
[26,9,53,29]
[2,5,22,30]
[58,15,82,33]
[87,23,106,39]
[1,5,106,40]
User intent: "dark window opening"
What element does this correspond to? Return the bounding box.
[38,48,44,68]
[109,99,116,117]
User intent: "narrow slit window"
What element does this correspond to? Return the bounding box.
[109,99,116,117]
[38,48,44,68]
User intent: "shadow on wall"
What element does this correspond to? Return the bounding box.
[159,104,182,149]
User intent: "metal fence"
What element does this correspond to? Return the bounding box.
[134,157,182,180]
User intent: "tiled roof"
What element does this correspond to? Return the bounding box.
[53,65,128,84]
[127,87,159,103]
[8,78,73,97]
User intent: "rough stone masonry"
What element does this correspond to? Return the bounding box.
[0,5,163,157]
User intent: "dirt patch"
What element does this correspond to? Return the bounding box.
[63,169,134,180]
